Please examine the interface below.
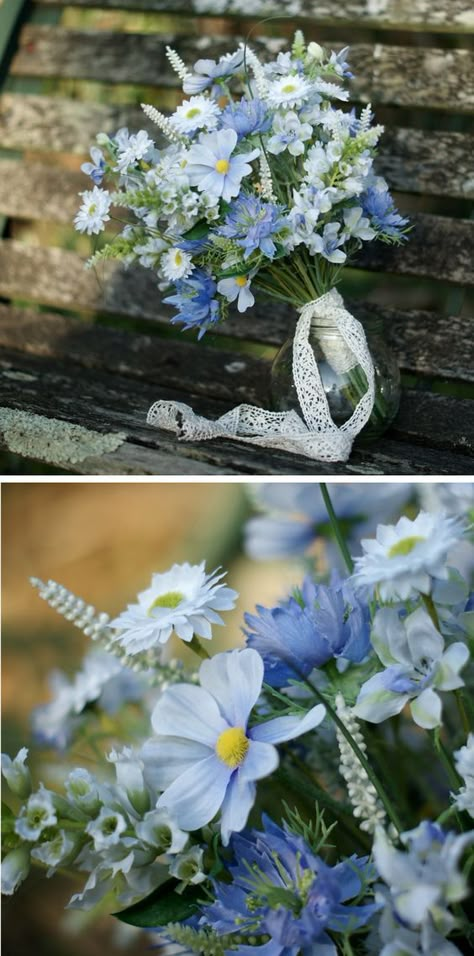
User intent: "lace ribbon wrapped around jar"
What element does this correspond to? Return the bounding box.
[146,289,377,463]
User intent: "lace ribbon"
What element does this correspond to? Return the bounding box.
[147,289,375,463]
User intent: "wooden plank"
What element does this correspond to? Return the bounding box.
[0,160,86,222]
[1,347,473,476]
[0,305,473,457]
[33,0,474,34]
[10,28,474,113]
[1,302,473,391]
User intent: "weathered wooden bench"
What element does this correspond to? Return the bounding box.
[0,0,473,475]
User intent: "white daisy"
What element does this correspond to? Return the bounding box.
[108,562,238,654]
[170,95,221,135]
[74,186,111,235]
[352,510,467,602]
[161,247,195,281]
[266,73,312,109]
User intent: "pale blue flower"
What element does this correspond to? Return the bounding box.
[267,110,313,156]
[217,194,289,260]
[183,49,245,95]
[81,145,106,184]
[217,271,255,313]
[141,648,325,845]
[353,606,469,728]
[342,205,376,241]
[362,180,409,240]
[309,221,346,263]
[186,129,259,203]
[164,269,221,338]
[453,734,474,819]
[374,821,474,952]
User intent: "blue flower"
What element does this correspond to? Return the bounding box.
[361,184,409,239]
[198,816,378,956]
[244,575,370,688]
[183,49,245,95]
[164,269,221,338]
[141,648,325,845]
[217,195,289,260]
[80,146,105,185]
[220,97,271,140]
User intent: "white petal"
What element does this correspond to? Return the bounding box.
[220,775,256,846]
[239,740,278,782]
[157,754,230,831]
[372,608,411,668]
[199,648,263,727]
[141,736,213,791]
[151,683,226,745]
[354,674,407,723]
[395,884,441,925]
[410,688,442,729]
[436,642,469,690]
[405,607,444,666]
[250,703,325,744]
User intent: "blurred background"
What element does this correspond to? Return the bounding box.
[2,480,306,956]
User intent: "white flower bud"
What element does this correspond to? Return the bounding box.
[1,748,31,799]
[1,846,30,895]
[307,42,325,63]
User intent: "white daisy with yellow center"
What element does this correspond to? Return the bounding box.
[142,647,325,845]
[108,561,238,654]
[352,510,466,601]
[267,73,312,109]
[170,95,221,135]
[161,247,195,281]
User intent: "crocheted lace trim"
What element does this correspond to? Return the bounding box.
[147,289,375,463]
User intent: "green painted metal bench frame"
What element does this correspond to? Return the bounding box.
[0,0,473,475]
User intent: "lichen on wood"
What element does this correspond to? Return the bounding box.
[0,407,126,464]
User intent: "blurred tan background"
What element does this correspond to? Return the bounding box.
[2,480,302,956]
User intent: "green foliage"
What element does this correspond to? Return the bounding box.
[163,923,239,956]
[282,800,337,854]
[114,880,202,927]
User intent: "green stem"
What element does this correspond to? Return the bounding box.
[188,636,211,661]
[421,593,441,630]
[319,483,354,573]
[431,728,462,791]
[455,689,471,736]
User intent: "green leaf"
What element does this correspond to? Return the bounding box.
[114,881,201,928]
[1,803,15,834]
[182,220,210,241]
[216,263,251,279]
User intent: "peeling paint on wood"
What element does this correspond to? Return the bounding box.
[0,407,126,464]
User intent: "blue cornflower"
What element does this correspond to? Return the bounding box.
[244,574,370,688]
[164,269,220,338]
[199,816,378,956]
[217,194,289,260]
[220,97,271,140]
[361,184,409,239]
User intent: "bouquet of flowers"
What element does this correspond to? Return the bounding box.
[3,484,474,956]
[73,33,409,462]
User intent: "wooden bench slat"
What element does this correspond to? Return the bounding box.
[1,347,473,476]
[11,28,474,113]
[33,0,474,34]
[1,301,473,386]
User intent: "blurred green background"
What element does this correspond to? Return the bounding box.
[2,480,309,955]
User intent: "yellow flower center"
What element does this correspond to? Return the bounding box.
[185,107,201,118]
[215,158,230,175]
[388,536,425,558]
[174,251,183,266]
[235,276,248,287]
[215,727,249,768]
[282,82,297,93]
[148,590,184,613]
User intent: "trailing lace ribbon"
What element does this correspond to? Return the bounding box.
[147,289,375,463]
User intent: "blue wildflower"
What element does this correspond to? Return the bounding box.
[217,194,289,260]
[244,574,370,688]
[220,97,271,140]
[183,49,245,95]
[199,816,378,955]
[361,184,409,239]
[164,269,221,338]
[81,146,105,185]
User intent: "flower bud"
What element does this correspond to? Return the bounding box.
[1,846,30,895]
[1,749,32,799]
[307,42,324,63]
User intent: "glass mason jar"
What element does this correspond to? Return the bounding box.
[271,312,400,444]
